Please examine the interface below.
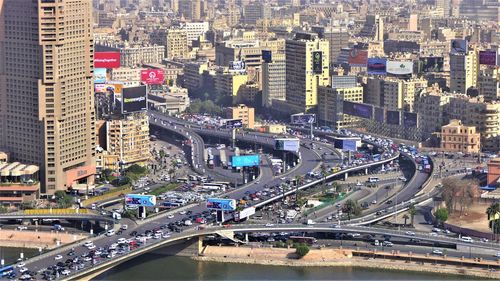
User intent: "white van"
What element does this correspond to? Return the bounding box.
[368,177,379,183]
[121,224,128,230]
[460,236,474,243]
[106,229,115,236]
[184,220,192,226]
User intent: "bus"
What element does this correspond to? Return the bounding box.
[177,177,188,183]
[201,183,227,191]
[162,202,181,208]
[0,266,14,278]
[289,236,317,245]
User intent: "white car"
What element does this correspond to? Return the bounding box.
[83,256,92,262]
[460,236,474,243]
[16,226,28,231]
[167,214,174,219]
[84,241,94,247]
[19,267,28,273]
[495,252,500,258]
[432,249,444,255]
[16,262,26,268]
[61,269,71,276]
[429,232,438,237]
[162,233,171,239]
[265,223,275,227]
[87,244,96,250]
[405,231,416,236]
[117,238,127,244]
[179,211,187,215]
[54,255,63,260]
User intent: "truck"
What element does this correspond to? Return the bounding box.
[112,212,122,220]
[219,149,228,169]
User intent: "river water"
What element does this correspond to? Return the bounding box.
[93,252,473,281]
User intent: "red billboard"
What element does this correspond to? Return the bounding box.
[94,52,121,68]
[141,69,165,85]
[348,49,368,66]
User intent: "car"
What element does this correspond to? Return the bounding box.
[87,244,96,250]
[83,256,92,262]
[179,211,187,215]
[429,232,438,237]
[61,269,71,276]
[84,241,94,247]
[54,255,63,260]
[67,251,75,256]
[460,236,474,243]
[19,267,28,273]
[371,200,377,204]
[382,241,393,247]
[167,214,174,219]
[405,231,416,236]
[432,249,444,255]
[17,226,28,231]
[495,252,500,258]
[17,262,26,268]
[432,228,442,233]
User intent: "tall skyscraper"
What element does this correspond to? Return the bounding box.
[285,33,330,113]
[0,0,96,195]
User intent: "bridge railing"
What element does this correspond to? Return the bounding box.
[23,208,90,215]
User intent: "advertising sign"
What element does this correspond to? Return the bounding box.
[230,60,246,71]
[231,155,260,167]
[342,101,373,119]
[387,61,413,75]
[235,206,256,221]
[403,112,418,128]
[348,49,368,66]
[125,194,157,207]
[94,52,121,68]
[262,50,272,63]
[479,51,497,66]
[312,51,323,74]
[122,85,147,114]
[450,39,468,55]
[367,58,387,75]
[206,198,236,211]
[374,107,384,123]
[334,138,358,152]
[225,119,243,128]
[94,68,107,84]
[275,138,300,152]
[418,57,444,73]
[95,83,123,94]
[290,113,316,124]
[141,69,165,85]
[386,110,401,125]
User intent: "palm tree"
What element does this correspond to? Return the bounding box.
[408,204,417,226]
[402,214,409,226]
[486,202,500,241]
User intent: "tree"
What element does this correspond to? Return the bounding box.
[434,208,449,226]
[342,199,362,220]
[54,191,72,208]
[126,164,147,175]
[295,243,310,259]
[402,214,409,225]
[168,168,176,182]
[408,204,417,226]
[486,202,500,241]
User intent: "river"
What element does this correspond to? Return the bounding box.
[93,252,474,281]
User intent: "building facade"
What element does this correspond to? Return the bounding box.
[226,104,255,129]
[0,0,96,195]
[440,119,481,154]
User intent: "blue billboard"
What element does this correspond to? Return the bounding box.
[403,112,418,128]
[232,155,260,167]
[367,58,387,75]
[374,107,384,123]
[386,110,400,125]
[343,101,373,119]
[207,198,236,211]
[125,194,157,207]
[262,50,272,63]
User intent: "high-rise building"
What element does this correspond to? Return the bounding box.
[312,26,349,65]
[285,33,330,113]
[184,22,210,46]
[318,86,364,129]
[262,54,286,108]
[178,0,201,21]
[166,29,189,59]
[243,2,271,25]
[0,0,96,195]
[459,0,499,23]
[435,0,450,17]
[450,50,479,94]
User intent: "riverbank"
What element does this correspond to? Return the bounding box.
[193,246,499,280]
[0,229,87,249]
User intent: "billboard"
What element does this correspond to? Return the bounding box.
[291,113,316,124]
[125,194,157,207]
[235,206,256,221]
[367,58,387,75]
[275,138,300,152]
[225,119,243,128]
[334,138,358,152]
[262,50,272,63]
[94,52,121,68]
[230,60,245,71]
[374,107,384,123]
[141,69,165,85]
[206,198,236,211]
[479,51,497,66]
[95,83,123,94]
[418,57,444,72]
[122,85,147,114]
[94,68,107,84]
[403,112,418,128]
[342,101,373,119]
[387,61,413,75]
[312,51,323,74]
[348,49,368,66]
[450,39,468,55]
[386,110,400,125]
[231,155,260,167]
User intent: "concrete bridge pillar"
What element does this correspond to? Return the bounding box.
[198,235,205,255]
[344,173,348,181]
[245,233,249,242]
[365,168,368,175]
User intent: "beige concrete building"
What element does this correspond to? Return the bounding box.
[166,29,189,59]
[285,33,330,113]
[450,50,478,94]
[441,119,480,154]
[226,104,255,129]
[262,54,286,108]
[97,43,165,68]
[478,67,500,102]
[178,0,201,21]
[318,86,364,129]
[183,62,210,93]
[106,113,150,167]
[382,78,428,112]
[0,0,96,195]
[414,87,453,138]
[214,68,249,99]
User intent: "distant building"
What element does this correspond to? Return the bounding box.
[243,2,271,25]
[317,86,364,129]
[148,86,191,114]
[358,14,384,42]
[0,157,40,206]
[226,104,255,129]
[166,29,189,59]
[440,119,480,154]
[487,158,500,188]
[262,54,286,107]
[450,49,478,95]
[96,43,165,68]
